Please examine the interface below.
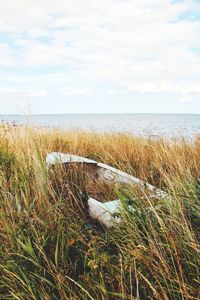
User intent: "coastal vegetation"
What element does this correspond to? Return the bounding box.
[0,124,199,300]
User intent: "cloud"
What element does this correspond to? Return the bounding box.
[63,88,92,97]
[180,94,193,103]
[0,0,200,113]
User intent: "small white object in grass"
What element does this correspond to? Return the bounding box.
[88,198,135,228]
[46,152,97,166]
[88,198,121,228]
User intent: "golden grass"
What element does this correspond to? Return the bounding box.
[0,125,200,299]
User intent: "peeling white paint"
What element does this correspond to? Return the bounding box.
[46,152,97,166]
[97,162,168,199]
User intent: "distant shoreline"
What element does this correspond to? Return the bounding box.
[1,113,200,138]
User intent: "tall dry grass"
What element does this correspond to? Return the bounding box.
[0,125,199,299]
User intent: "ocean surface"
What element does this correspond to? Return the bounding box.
[1,114,200,138]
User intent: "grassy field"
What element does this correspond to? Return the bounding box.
[0,125,199,300]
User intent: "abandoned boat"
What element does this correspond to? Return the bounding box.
[46,152,168,228]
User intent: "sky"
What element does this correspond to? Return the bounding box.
[0,0,200,114]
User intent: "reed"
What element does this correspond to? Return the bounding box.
[0,125,199,299]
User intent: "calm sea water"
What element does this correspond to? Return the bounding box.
[1,114,200,138]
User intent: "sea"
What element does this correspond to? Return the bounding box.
[1,113,200,139]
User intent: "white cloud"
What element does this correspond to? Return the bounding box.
[180,94,193,103]
[63,88,92,97]
[106,89,118,95]
[0,0,200,113]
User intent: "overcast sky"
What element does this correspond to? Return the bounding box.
[0,0,200,114]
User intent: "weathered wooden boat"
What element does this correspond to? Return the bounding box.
[46,152,168,228]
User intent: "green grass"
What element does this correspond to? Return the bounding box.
[0,126,199,299]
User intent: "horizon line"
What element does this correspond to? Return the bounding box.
[1,112,200,116]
